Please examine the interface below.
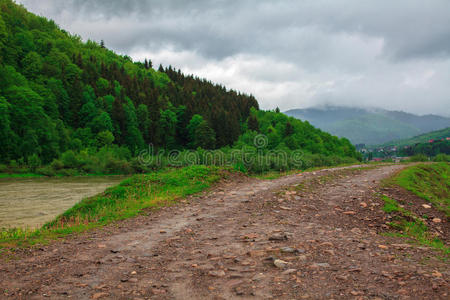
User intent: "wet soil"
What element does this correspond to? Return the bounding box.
[0,165,448,299]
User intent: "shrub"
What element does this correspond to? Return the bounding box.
[57,168,78,176]
[410,154,428,162]
[9,160,17,168]
[69,138,83,151]
[103,157,132,174]
[50,159,64,170]
[61,150,79,168]
[433,154,449,162]
[36,166,56,176]
[27,154,41,172]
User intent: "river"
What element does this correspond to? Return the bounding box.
[0,176,126,229]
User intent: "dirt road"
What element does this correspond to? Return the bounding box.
[1,164,448,299]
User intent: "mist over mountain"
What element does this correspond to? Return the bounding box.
[284,106,450,145]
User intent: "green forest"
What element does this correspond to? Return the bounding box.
[399,140,450,158]
[0,0,360,175]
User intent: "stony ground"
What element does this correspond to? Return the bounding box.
[0,164,448,299]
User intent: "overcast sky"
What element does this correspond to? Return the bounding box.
[17,0,450,116]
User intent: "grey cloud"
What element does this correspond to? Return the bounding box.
[19,0,450,62]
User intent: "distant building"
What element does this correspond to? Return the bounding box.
[393,156,407,163]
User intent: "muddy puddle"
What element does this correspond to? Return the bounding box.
[0,176,126,229]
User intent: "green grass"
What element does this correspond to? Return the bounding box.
[382,195,400,213]
[380,163,450,254]
[380,194,449,255]
[252,169,301,180]
[0,172,130,179]
[0,173,44,179]
[0,165,227,249]
[393,163,450,216]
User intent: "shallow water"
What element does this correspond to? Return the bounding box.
[0,176,126,229]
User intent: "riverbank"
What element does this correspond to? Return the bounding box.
[0,165,229,249]
[0,173,44,179]
[0,172,129,179]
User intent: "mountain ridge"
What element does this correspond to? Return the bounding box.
[285,106,450,145]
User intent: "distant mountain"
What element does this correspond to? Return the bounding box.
[284,106,450,145]
[380,127,450,148]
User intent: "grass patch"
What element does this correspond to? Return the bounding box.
[0,173,44,179]
[0,165,227,249]
[252,169,301,180]
[380,194,449,255]
[382,195,400,213]
[392,163,450,216]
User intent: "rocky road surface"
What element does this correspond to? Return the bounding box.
[1,164,448,299]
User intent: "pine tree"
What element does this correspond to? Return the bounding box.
[0,97,12,161]
[195,121,216,149]
[248,115,259,132]
[285,121,294,136]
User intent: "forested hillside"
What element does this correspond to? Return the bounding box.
[0,0,359,175]
[0,0,256,162]
[380,127,450,148]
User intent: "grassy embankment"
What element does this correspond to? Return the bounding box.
[0,165,226,250]
[381,163,450,254]
[0,173,43,179]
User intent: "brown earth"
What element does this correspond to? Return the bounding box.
[0,164,448,299]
